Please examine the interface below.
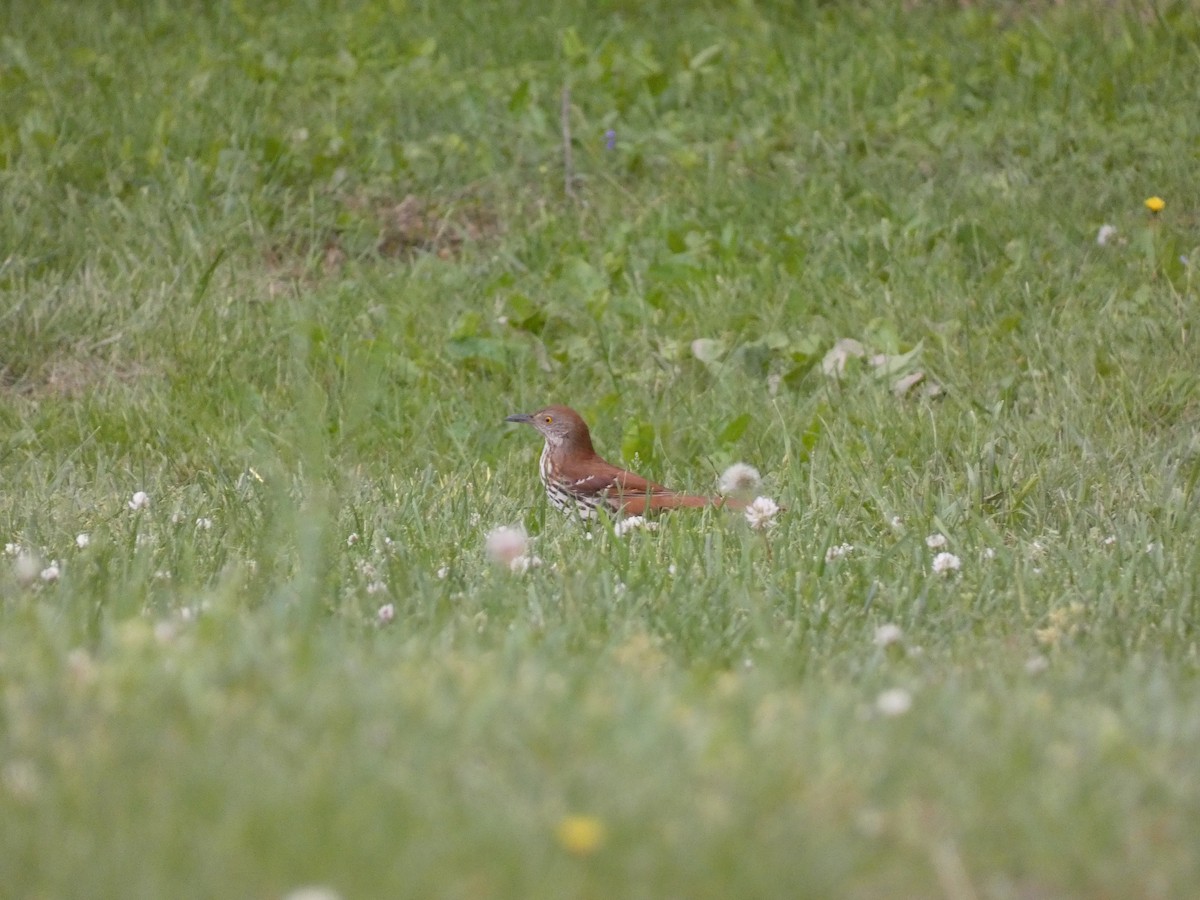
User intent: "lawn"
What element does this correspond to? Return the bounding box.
[2,0,1198,897]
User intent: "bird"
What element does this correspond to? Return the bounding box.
[505,404,744,519]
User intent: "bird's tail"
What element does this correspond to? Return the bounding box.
[620,493,748,514]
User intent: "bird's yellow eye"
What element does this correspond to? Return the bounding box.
[544,415,553,424]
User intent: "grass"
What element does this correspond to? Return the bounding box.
[2,0,1199,896]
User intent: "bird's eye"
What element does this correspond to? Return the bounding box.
[544,415,553,424]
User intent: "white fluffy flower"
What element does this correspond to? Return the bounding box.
[128,491,150,512]
[614,516,658,537]
[195,517,213,531]
[931,552,961,575]
[376,603,396,625]
[75,533,90,549]
[873,623,903,647]
[40,563,60,583]
[925,532,947,549]
[825,542,854,562]
[1096,224,1117,246]
[876,688,913,717]
[485,525,529,567]
[719,463,761,495]
[14,553,40,586]
[744,496,780,530]
[508,554,542,575]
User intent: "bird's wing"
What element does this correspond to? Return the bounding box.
[562,459,671,498]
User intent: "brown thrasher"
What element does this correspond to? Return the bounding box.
[505,405,743,519]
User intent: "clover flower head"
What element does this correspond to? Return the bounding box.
[744,496,780,530]
[931,552,962,575]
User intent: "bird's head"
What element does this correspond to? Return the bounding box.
[505,405,593,450]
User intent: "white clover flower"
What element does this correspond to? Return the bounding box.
[128,491,150,512]
[376,603,396,625]
[667,563,677,576]
[889,515,903,529]
[1096,224,1117,246]
[436,565,449,580]
[14,553,40,586]
[875,688,912,717]
[366,580,387,595]
[1025,655,1050,675]
[719,463,761,495]
[1102,535,1116,547]
[873,623,903,647]
[346,533,359,547]
[508,554,542,575]
[925,532,947,549]
[931,552,961,575]
[75,533,90,549]
[614,516,658,537]
[283,887,344,900]
[40,562,60,583]
[195,517,213,531]
[982,547,996,560]
[4,542,21,556]
[744,496,780,530]
[486,525,528,567]
[825,542,854,562]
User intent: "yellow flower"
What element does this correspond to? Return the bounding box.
[1145,196,1165,213]
[555,815,606,857]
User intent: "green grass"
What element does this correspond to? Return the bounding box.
[2,0,1199,896]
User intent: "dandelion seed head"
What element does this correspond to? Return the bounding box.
[719,463,761,495]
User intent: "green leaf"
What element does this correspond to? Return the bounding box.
[719,413,751,445]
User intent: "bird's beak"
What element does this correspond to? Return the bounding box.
[505,413,533,424]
